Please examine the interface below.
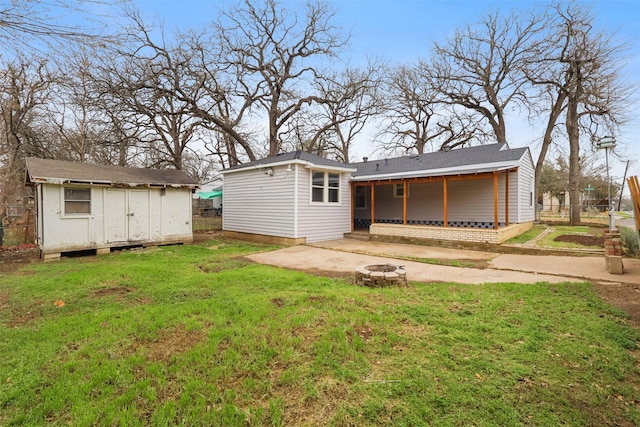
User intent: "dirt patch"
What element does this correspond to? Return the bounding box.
[193,230,223,243]
[134,324,207,364]
[271,297,285,308]
[0,247,38,274]
[553,234,604,247]
[92,286,135,299]
[591,282,640,327]
[6,299,47,328]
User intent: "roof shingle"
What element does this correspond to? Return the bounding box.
[349,143,528,179]
[25,157,199,188]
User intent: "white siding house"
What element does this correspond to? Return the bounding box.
[221,152,356,244]
[25,158,199,260]
[222,144,536,245]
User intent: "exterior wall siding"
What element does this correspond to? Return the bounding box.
[517,151,536,222]
[296,168,352,242]
[371,221,533,244]
[447,178,505,223]
[222,166,296,238]
[359,176,515,226]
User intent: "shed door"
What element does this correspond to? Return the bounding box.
[128,190,150,241]
[105,189,127,243]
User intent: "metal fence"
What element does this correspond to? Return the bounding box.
[537,204,614,224]
[0,222,36,247]
[192,216,222,232]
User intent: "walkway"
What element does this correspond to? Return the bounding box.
[246,239,640,285]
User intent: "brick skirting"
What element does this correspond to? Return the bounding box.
[369,222,533,244]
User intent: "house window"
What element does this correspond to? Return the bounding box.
[393,183,409,198]
[311,171,340,204]
[530,177,534,207]
[64,187,91,214]
[355,186,367,209]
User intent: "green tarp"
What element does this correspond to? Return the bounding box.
[197,190,222,199]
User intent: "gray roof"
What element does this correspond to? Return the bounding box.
[223,150,356,173]
[25,157,200,188]
[349,143,529,181]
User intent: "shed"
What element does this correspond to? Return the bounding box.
[221,151,357,244]
[24,158,199,260]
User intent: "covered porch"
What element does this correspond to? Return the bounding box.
[350,169,532,244]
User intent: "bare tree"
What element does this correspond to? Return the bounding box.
[377,63,482,155]
[44,51,109,163]
[97,15,208,171]
[528,2,630,224]
[215,0,347,156]
[179,27,262,167]
[0,56,56,213]
[282,62,382,162]
[429,10,545,144]
[0,0,122,52]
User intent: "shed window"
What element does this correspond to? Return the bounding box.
[311,171,340,204]
[64,187,91,214]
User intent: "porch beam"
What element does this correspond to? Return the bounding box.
[493,172,499,230]
[443,177,448,227]
[352,169,521,187]
[403,180,408,225]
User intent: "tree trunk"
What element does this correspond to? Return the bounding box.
[534,91,567,206]
[566,94,581,225]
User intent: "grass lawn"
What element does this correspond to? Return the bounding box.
[507,225,606,250]
[536,226,605,249]
[505,224,548,245]
[1,239,639,426]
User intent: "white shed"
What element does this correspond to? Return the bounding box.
[25,158,200,260]
[221,151,357,244]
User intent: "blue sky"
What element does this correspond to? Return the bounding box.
[132,0,639,181]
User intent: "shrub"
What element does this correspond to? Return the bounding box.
[620,226,639,256]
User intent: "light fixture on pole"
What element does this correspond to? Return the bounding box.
[596,136,617,229]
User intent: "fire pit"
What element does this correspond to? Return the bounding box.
[355,264,407,287]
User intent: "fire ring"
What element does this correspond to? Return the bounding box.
[355,264,408,287]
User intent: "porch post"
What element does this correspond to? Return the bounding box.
[505,171,509,226]
[443,177,448,227]
[493,172,499,230]
[403,180,408,225]
[350,182,355,232]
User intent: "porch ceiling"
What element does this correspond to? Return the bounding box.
[350,165,517,184]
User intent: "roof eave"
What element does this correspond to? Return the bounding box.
[351,160,520,182]
[29,177,199,189]
[222,159,356,174]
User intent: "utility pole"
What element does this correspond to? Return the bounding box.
[618,160,630,211]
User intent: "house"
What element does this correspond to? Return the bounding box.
[221,143,535,245]
[221,151,357,244]
[25,158,199,260]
